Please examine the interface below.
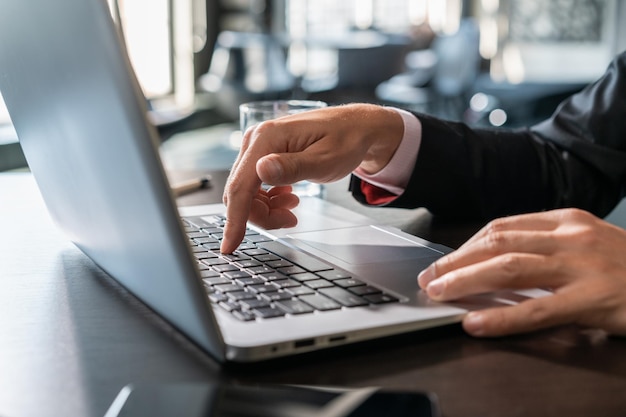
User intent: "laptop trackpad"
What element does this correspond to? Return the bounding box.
[287,226,442,265]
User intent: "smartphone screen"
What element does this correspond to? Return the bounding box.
[104,383,440,417]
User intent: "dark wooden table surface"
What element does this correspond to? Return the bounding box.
[2,172,626,417]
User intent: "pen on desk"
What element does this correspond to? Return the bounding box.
[171,176,212,197]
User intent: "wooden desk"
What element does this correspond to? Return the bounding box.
[2,172,626,417]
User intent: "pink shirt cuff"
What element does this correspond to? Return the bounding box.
[353,107,421,196]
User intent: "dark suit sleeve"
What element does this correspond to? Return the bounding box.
[351,52,626,220]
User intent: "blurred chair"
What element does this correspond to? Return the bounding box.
[375,19,481,120]
[199,31,295,120]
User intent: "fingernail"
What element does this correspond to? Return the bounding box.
[426,279,444,298]
[260,158,283,182]
[463,312,485,336]
[417,267,433,287]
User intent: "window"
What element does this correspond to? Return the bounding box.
[283,0,463,81]
[478,0,618,83]
[107,0,199,121]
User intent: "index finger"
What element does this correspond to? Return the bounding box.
[220,179,261,253]
[460,211,561,250]
[222,117,303,253]
[220,124,269,253]
[463,291,582,337]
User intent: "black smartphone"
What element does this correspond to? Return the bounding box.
[104,383,440,417]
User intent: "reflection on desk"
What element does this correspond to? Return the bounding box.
[2,172,626,417]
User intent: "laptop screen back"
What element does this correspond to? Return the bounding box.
[0,0,224,360]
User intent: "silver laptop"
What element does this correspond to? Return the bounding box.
[0,0,470,362]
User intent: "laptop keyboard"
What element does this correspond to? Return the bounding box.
[183,215,400,321]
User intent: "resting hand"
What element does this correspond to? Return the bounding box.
[221,104,404,253]
[418,208,626,337]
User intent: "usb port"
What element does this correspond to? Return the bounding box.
[294,338,315,348]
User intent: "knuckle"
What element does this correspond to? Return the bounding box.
[486,308,508,331]
[525,302,551,327]
[575,226,599,246]
[442,271,461,291]
[498,253,522,280]
[255,119,278,136]
[485,218,507,235]
[433,254,455,276]
[483,228,508,253]
[244,120,277,147]
[559,207,593,223]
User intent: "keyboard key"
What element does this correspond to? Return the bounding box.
[259,241,333,272]
[218,301,240,312]
[266,259,293,269]
[245,234,272,244]
[334,278,366,288]
[247,265,277,275]
[199,269,220,278]
[277,266,307,275]
[242,248,269,256]
[240,298,271,310]
[348,285,382,296]
[213,264,239,273]
[234,277,265,286]
[286,286,315,297]
[272,279,302,289]
[304,279,335,290]
[193,237,220,245]
[252,306,285,319]
[199,227,223,234]
[275,299,315,315]
[299,294,341,311]
[208,293,228,303]
[261,291,293,302]
[214,284,242,293]
[363,293,399,304]
[232,310,256,321]
[317,270,351,280]
[234,259,263,269]
[319,287,368,307]
[253,254,281,262]
[258,271,290,281]
[200,257,228,266]
[235,243,257,251]
[202,242,222,251]
[187,231,211,239]
[290,272,319,282]
[185,216,221,228]
[226,291,257,301]
[224,270,253,280]
[222,253,250,262]
[203,277,231,286]
[248,284,279,294]
[197,261,211,271]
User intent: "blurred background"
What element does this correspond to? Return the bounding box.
[2,0,626,172]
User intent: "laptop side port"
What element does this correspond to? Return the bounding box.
[329,335,346,343]
[294,338,315,349]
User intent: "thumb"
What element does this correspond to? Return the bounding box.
[257,153,304,185]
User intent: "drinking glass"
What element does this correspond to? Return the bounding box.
[239,100,327,197]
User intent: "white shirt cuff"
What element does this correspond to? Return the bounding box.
[353,107,421,196]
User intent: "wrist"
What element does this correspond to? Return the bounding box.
[357,105,404,175]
